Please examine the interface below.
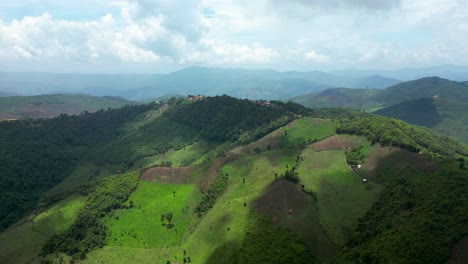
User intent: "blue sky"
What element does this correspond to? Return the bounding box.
[0,0,467,73]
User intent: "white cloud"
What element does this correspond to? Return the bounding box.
[304,51,330,63]
[0,0,468,72]
[183,39,279,65]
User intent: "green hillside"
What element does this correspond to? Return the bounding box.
[0,94,134,119]
[292,77,468,143]
[0,96,467,264]
[290,88,382,109]
[370,77,468,106]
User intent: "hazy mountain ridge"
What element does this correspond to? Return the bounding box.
[0,94,134,119]
[0,66,405,101]
[332,64,468,81]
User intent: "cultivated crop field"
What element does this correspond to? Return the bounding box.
[106,182,200,248]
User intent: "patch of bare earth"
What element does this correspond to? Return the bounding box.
[253,180,340,261]
[140,166,199,184]
[313,135,345,151]
[140,154,239,191]
[447,236,468,264]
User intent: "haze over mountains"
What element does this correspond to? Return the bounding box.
[2,64,467,101]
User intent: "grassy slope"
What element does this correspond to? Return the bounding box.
[106,182,200,248]
[281,117,336,147]
[180,149,299,264]
[0,94,132,119]
[0,194,85,264]
[297,147,384,245]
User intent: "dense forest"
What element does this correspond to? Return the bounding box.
[0,103,155,231]
[0,96,297,232]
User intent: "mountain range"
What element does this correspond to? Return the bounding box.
[10,65,467,101]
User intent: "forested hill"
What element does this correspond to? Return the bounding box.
[0,95,467,264]
[0,96,295,231]
[0,94,134,120]
[291,77,468,143]
[371,76,468,106]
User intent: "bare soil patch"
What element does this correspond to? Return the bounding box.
[140,166,199,184]
[313,135,344,151]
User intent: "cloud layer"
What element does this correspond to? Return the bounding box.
[0,0,467,72]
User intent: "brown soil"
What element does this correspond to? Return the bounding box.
[447,236,468,264]
[253,180,341,261]
[313,135,345,151]
[140,166,199,184]
[140,154,240,191]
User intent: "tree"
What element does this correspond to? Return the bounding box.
[166,212,174,228]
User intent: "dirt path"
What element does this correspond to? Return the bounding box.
[279,180,289,211]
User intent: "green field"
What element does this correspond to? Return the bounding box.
[297,148,384,245]
[132,140,219,169]
[0,194,86,264]
[281,117,336,147]
[106,182,200,248]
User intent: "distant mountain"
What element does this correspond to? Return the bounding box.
[0,94,135,119]
[290,88,382,109]
[371,76,468,106]
[291,77,468,143]
[0,72,161,99]
[131,66,333,100]
[333,64,468,81]
[0,66,403,101]
[351,74,401,89]
[0,91,17,97]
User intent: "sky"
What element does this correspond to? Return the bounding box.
[0,0,467,73]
